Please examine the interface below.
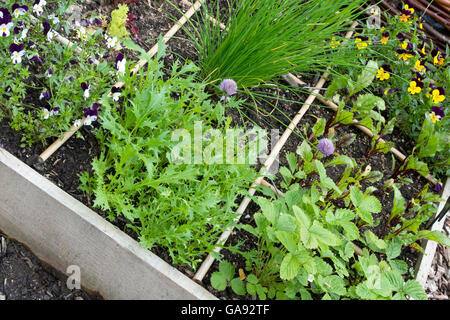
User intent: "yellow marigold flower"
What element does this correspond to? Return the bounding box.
[408,81,422,94]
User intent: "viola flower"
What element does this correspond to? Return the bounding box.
[73,119,83,128]
[83,103,99,126]
[9,43,25,64]
[381,31,389,45]
[111,86,121,102]
[372,36,379,46]
[384,88,399,95]
[330,37,340,49]
[396,32,406,41]
[42,108,50,119]
[48,14,59,25]
[407,78,424,95]
[0,8,12,24]
[434,183,443,192]
[431,50,446,67]
[0,21,13,37]
[33,0,46,16]
[50,107,60,116]
[400,9,413,23]
[397,49,414,61]
[33,55,43,64]
[431,105,445,119]
[354,36,368,50]
[39,91,50,100]
[91,18,102,25]
[42,19,53,41]
[400,41,413,51]
[81,82,91,100]
[429,112,441,124]
[414,59,426,73]
[115,53,126,77]
[317,138,335,157]
[106,35,118,49]
[376,65,391,81]
[12,4,28,18]
[431,87,445,104]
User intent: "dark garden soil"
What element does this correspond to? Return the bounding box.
[0,231,100,300]
[0,0,447,300]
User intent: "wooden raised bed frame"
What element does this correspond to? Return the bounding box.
[0,1,448,300]
[0,148,216,300]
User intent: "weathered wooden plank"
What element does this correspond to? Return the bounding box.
[0,148,216,300]
[415,177,450,287]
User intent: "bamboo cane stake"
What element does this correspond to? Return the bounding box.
[192,22,359,283]
[283,73,439,185]
[38,0,206,163]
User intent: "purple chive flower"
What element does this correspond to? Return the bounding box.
[317,138,335,157]
[431,106,445,119]
[219,79,238,96]
[434,183,443,192]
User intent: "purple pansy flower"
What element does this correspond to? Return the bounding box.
[431,106,445,119]
[81,82,91,100]
[42,19,50,36]
[12,4,28,18]
[83,103,99,126]
[317,138,335,157]
[433,183,443,192]
[9,43,25,64]
[0,8,12,25]
[39,91,50,100]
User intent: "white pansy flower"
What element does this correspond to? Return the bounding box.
[42,108,50,119]
[73,119,83,128]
